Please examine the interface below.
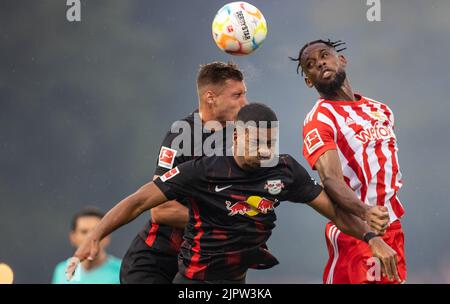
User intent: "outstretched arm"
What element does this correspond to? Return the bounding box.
[150,175,189,229]
[65,181,168,280]
[315,150,389,234]
[308,190,400,282]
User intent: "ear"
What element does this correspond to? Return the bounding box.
[205,91,215,106]
[304,76,314,88]
[69,232,76,247]
[338,54,347,68]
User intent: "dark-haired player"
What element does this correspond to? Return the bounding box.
[119,61,247,283]
[291,39,406,283]
[66,103,399,284]
[52,208,121,284]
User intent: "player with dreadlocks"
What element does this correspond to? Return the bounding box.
[291,39,407,284]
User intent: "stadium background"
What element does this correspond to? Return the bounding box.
[1,0,450,283]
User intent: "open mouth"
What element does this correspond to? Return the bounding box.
[321,69,334,79]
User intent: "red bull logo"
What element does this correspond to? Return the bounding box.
[225,196,276,217]
[225,201,253,216]
[255,198,275,214]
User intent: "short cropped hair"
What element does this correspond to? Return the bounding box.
[197,61,244,89]
[71,207,105,231]
[236,103,278,128]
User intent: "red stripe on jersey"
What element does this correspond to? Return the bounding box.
[253,220,267,244]
[184,199,207,280]
[388,137,405,218]
[145,223,159,247]
[212,229,228,241]
[338,105,375,200]
[170,228,184,252]
[365,102,388,206]
[390,196,404,219]
[349,105,375,182]
[375,98,404,217]
[343,175,351,186]
[320,105,369,202]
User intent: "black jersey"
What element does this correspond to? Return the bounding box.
[153,154,323,281]
[138,110,233,254]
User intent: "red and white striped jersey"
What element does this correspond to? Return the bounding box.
[302,94,405,222]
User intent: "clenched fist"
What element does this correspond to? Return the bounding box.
[364,206,389,235]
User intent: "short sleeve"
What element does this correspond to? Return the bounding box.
[51,261,67,284]
[153,160,200,201]
[284,156,323,204]
[153,130,188,176]
[302,115,337,170]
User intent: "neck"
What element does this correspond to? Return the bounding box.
[232,147,258,172]
[233,153,245,170]
[198,104,226,128]
[82,250,107,271]
[319,78,356,102]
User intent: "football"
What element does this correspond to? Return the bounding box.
[212,2,267,55]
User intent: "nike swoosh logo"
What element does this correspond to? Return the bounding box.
[215,185,232,192]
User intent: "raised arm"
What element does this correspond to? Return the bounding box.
[315,149,389,234]
[65,181,168,280]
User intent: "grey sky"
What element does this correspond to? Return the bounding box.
[1,0,449,283]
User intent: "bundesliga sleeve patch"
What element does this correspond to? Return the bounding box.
[158,146,177,169]
[160,167,180,182]
[304,128,325,155]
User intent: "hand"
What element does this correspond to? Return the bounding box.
[65,234,100,281]
[368,237,401,282]
[364,206,389,235]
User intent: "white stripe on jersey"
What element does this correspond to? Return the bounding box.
[343,104,379,206]
[321,103,371,195]
[304,99,324,126]
[305,96,404,222]
[326,225,340,284]
[317,112,337,142]
[361,99,401,221]
[337,148,362,199]
[365,97,396,126]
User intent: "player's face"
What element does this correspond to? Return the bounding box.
[70,216,110,249]
[234,126,277,170]
[301,43,347,94]
[211,79,248,123]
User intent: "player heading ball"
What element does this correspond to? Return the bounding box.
[66,103,399,284]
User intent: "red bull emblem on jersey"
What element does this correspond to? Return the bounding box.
[225,196,277,217]
[264,179,284,195]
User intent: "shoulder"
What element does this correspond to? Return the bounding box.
[363,95,396,123]
[161,110,198,139]
[278,154,304,172]
[303,98,327,126]
[51,260,68,283]
[106,256,122,270]
[364,96,393,111]
[194,155,224,172]
[54,260,68,271]
[303,100,337,137]
[173,156,206,176]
